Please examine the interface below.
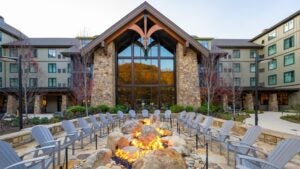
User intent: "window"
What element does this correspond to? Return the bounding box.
[284,20,294,32]
[10,63,18,73]
[0,32,2,42]
[29,78,38,87]
[268,31,276,41]
[29,63,37,73]
[0,62,2,72]
[218,63,223,72]
[250,77,255,86]
[48,49,56,58]
[48,63,56,73]
[268,44,276,56]
[284,71,295,83]
[67,63,71,73]
[268,60,277,70]
[9,48,18,57]
[284,53,295,66]
[63,69,66,73]
[283,36,294,50]
[0,77,2,88]
[232,50,240,58]
[58,69,61,73]
[233,63,241,72]
[0,47,2,57]
[268,74,277,85]
[32,48,38,58]
[48,78,57,87]
[250,63,256,73]
[198,40,209,49]
[234,77,241,86]
[68,78,71,87]
[10,78,18,88]
[250,49,258,58]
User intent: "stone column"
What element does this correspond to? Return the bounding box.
[91,42,116,106]
[34,95,42,114]
[244,93,254,110]
[176,43,201,107]
[268,93,278,111]
[61,95,67,112]
[223,94,228,112]
[7,95,17,115]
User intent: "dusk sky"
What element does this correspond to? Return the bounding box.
[0,0,299,39]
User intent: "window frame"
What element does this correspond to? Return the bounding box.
[250,63,256,73]
[283,20,294,32]
[48,63,57,73]
[9,78,18,88]
[232,49,240,58]
[48,49,56,58]
[268,44,277,56]
[234,77,241,86]
[284,53,295,66]
[268,59,277,70]
[283,36,295,50]
[268,31,276,41]
[250,49,258,58]
[29,78,38,88]
[250,77,255,87]
[10,63,18,73]
[268,74,277,85]
[0,62,2,73]
[29,63,37,73]
[48,78,57,87]
[233,63,241,73]
[284,71,295,83]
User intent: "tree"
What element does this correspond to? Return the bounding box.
[199,54,221,115]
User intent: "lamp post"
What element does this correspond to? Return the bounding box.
[254,54,274,126]
[0,55,23,130]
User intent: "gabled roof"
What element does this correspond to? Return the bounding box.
[82,2,209,57]
[212,39,263,48]
[2,38,78,47]
[0,16,27,39]
[250,10,300,42]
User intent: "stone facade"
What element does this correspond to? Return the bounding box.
[91,42,116,106]
[244,93,254,110]
[34,95,41,114]
[7,95,17,114]
[176,43,201,107]
[61,95,67,112]
[268,93,278,111]
[222,94,228,111]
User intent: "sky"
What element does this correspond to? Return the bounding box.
[0,0,299,39]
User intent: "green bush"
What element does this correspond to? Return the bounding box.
[197,103,221,114]
[170,105,184,113]
[65,105,85,119]
[50,117,62,123]
[29,117,41,125]
[109,106,117,113]
[185,105,194,112]
[40,117,49,124]
[281,115,300,124]
[10,118,20,127]
[244,109,255,114]
[115,104,128,112]
[96,104,110,113]
[88,106,98,114]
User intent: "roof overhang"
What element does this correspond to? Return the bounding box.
[81,2,209,57]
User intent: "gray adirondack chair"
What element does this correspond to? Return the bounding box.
[106,112,116,127]
[77,118,93,143]
[0,140,54,169]
[163,110,173,127]
[177,111,186,131]
[117,110,126,126]
[223,125,262,165]
[153,109,160,120]
[31,125,73,166]
[205,120,234,152]
[99,113,110,134]
[181,112,196,128]
[187,114,204,135]
[236,138,300,169]
[141,109,149,118]
[128,109,136,119]
[89,115,103,137]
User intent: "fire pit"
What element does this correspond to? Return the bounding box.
[114,118,172,164]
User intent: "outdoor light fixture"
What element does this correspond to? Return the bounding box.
[42,96,47,107]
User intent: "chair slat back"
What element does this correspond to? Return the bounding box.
[202,116,213,129]
[142,109,149,118]
[154,110,160,119]
[193,114,204,124]
[129,110,136,118]
[265,138,300,169]
[99,113,108,125]
[89,115,100,129]
[117,111,124,119]
[219,120,234,141]
[241,126,262,145]
[62,120,79,141]
[78,118,91,134]
[0,140,25,169]
[164,110,172,119]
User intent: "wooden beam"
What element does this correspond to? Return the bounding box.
[184,41,189,56]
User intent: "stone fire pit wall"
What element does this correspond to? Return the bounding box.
[0,115,294,147]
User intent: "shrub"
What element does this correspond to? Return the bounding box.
[109,106,118,113]
[40,117,49,124]
[96,104,110,113]
[185,105,194,112]
[244,109,255,114]
[170,105,184,113]
[197,103,221,114]
[10,118,19,127]
[88,106,98,114]
[29,117,41,125]
[50,117,62,123]
[115,104,128,112]
[65,105,85,119]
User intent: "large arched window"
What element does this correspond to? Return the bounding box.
[116,33,176,109]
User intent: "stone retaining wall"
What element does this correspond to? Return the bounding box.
[0,115,296,147]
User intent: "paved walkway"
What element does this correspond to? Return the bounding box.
[244,111,300,136]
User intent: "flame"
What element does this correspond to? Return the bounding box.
[142,118,151,125]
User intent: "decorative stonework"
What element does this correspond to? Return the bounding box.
[7,95,17,115]
[176,43,201,107]
[91,42,116,106]
[268,93,278,111]
[61,95,67,112]
[34,95,41,114]
[244,93,254,110]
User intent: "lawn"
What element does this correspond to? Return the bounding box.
[214,113,250,122]
[280,115,300,124]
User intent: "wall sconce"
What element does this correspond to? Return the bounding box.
[42,96,47,107]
